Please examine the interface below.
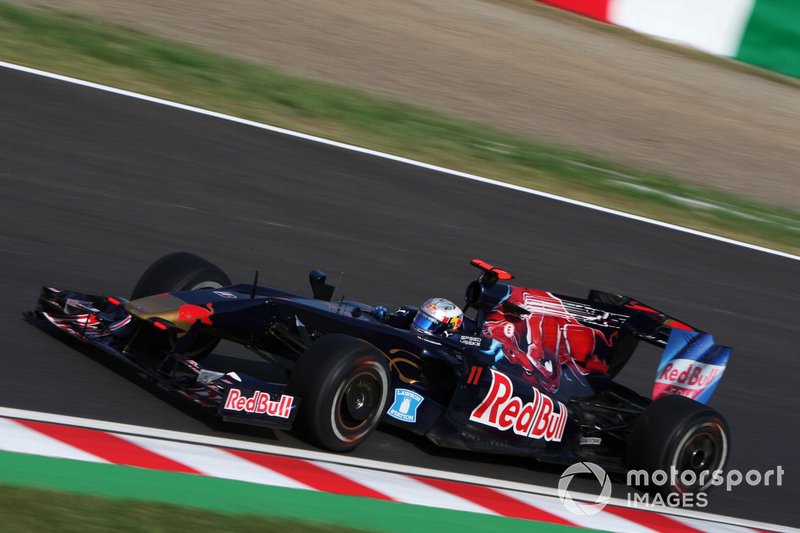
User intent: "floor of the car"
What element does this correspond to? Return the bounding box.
[202,343,288,384]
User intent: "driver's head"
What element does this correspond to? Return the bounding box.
[411,298,463,336]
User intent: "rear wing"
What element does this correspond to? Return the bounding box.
[587,290,732,403]
[588,289,697,345]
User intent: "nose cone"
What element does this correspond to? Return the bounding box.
[126,294,215,331]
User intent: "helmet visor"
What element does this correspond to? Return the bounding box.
[412,311,449,335]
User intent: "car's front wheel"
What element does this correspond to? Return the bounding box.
[131,252,231,360]
[289,334,390,452]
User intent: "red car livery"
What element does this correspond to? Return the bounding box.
[482,287,616,391]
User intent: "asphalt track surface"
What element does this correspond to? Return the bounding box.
[1,67,798,527]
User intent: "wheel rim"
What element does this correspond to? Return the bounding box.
[189,281,223,290]
[671,421,728,492]
[330,361,388,443]
[341,371,380,427]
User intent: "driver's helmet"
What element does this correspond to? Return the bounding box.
[411,298,463,336]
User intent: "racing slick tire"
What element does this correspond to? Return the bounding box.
[289,334,390,453]
[625,394,730,497]
[131,252,231,360]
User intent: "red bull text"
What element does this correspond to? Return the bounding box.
[470,369,568,442]
[223,388,294,418]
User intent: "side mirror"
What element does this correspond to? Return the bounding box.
[309,269,335,301]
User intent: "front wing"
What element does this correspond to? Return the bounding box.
[28,286,299,429]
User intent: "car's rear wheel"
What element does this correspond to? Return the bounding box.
[289,334,389,452]
[625,394,730,497]
[132,252,231,360]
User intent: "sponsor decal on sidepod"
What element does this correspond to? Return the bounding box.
[387,388,424,423]
[470,369,568,442]
[224,388,294,418]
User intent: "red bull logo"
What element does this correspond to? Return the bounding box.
[470,369,568,442]
[652,330,731,404]
[177,303,214,326]
[653,359,724,400]
[657,359,722,390]
[223,388,294,418]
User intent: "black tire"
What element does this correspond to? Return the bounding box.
[132,252,231,299]
[289,334,390,452]
[626,395,730,496]
[131,252,231,359]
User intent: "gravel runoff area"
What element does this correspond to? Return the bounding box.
[9,0,800,210]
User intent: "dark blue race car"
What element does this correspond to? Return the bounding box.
[29,252,733,496]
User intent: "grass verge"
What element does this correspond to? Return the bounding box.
[0,485,368,533]
[1,2,798,255]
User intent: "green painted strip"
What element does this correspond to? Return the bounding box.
[0,452,598,533]
[736,0,800,78]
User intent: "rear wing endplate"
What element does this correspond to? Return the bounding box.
[652,329,732,404]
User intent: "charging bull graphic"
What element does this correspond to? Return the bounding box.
[177,303,215,327]
[482,288,614,390]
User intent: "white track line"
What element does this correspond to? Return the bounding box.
[671,515,761,533]
[1,407,796,533]
[665,517,759,533]
[0,418,106,464]
[0,60,797,263]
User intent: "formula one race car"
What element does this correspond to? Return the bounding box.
[29,253,732,495]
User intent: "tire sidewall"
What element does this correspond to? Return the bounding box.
[131,252,231,300]
[663,415,729,494]
[290,335,390,452]
[626,395,730,495]
[325,355,389,447]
